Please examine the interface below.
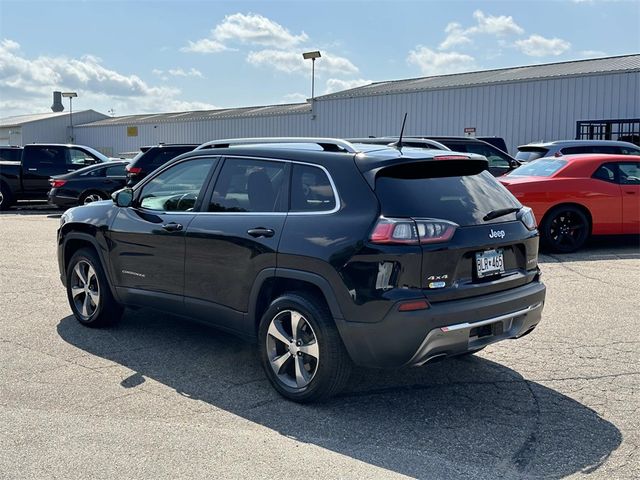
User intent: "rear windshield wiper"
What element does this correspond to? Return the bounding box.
[483,207,520,222]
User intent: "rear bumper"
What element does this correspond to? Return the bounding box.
[335,280,546,368]
[48,192,78,208]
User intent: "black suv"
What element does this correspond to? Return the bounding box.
[57,138,546,402]
[126,143,197,185]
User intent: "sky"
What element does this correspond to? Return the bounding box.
[0,0,639,118]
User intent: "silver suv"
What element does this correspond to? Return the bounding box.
[516,140,640,162]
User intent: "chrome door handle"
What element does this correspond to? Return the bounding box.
[28,168,37,171]
[247,227,275,238]
[161,222,183,232]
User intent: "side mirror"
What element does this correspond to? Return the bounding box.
[113,188,134,207]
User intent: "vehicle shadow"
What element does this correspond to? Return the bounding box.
[539,235,640,263]
[57,311,621,479]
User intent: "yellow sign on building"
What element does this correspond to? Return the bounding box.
[127,126,138,137]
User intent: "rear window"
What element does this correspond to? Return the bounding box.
[375,167,520,226]
[135,147,194,170]
[508,159,567,177]
[516,147,548,162]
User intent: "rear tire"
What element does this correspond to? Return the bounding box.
[541,205,590,253]
[0,183,13,211]
[66,247,123,327]
[258,293,352,403]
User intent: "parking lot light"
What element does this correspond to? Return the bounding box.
[302,51,321,100]
[62,92,78,142]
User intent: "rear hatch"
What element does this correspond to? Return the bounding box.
[373,160,539,303]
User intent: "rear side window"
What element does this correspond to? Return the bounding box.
[106,164,127,177]
[0,148,22,162]
[375,167,519,226]
[516,147,548,162]
[290,164,336,212]
[508,159,567,177]
[209,158,287,213]
[618,162,640,184]
[23,146,66,165]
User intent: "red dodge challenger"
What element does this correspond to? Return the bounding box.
[500,154,640,252]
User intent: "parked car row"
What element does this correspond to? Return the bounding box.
[2,137,638,255]
[0,143,117,210]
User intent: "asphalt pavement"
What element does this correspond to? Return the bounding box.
[1,209,638,479]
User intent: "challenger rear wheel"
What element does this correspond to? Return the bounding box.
[541,206,590,253]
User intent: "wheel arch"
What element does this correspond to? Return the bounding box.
[540,202,593,235]
[249,269,344,336]
[61,230,119,300]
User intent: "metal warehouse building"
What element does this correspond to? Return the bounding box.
[75,54,639,155]
[0,110,108,146]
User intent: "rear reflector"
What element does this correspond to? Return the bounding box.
[50,179,67,188]
[398,300,430,312]
[126,166,142,174]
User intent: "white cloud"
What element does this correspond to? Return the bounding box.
[213,12,308,47]
[324,78,372,94]
[407,46,476,76]
[440,22,472,50]
[182,12,308,54]
[470,10,524,36]
[580,49,607,57]
[515,34,571,57]
[168,67,204,78]
[440,10,523,50]
[247,49,359,76]
[0,39,216,116]
[181,39,229,54]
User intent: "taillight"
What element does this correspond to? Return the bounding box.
[369,217,457,245]
[414,219,457,243]
[520,206,537,230]
[126,166,142,174]
[50,179,67,188]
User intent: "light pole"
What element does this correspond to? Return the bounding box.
[302,51,321,101]
[62,92,78,142]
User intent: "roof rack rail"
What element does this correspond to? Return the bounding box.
[194,137,358,153]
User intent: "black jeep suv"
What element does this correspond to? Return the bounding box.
[57,138,546,402]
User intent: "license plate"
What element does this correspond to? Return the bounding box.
[475,249,505,278]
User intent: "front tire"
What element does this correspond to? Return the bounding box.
[0,183,13,211]
[258,293,352,403]
[66,247,123,327]
[541,205,590,253]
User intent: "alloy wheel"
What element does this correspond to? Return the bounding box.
[83,193,104,204]
[266,309,319,389]
[549,210,587,250]
[70,260,100,319]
